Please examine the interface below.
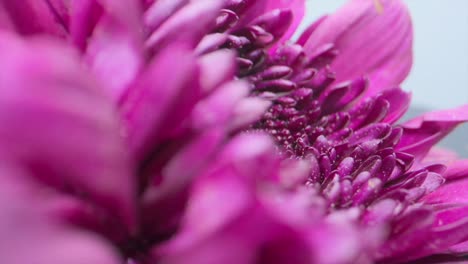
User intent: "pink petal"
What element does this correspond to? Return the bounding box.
[307,221,365,264]
[296,15,327,46]
[195,32,228,55]
[69,0,102,50]
[442,159,468,181]
[191,80,250,130]
[145,0,223,54]
[73,0,142,37]
[420,147,459,166]
[380,87,411,124]
[141,128,226,235]
[448,240,468,254]
[85,17,144,100]
[250,9,294,48]
[155,133,276,243]
[155,135,367,263]
[264,0,305,49]
[174,165,253,244]
[84,0,144,100]
[219,133,282,183]
[144,0,188,32]
[153,139,262,264]
[398,105,468,160]
[407,206,468,261]
[303,0,413,97]
[0,33,136,232]
[419,147,468,181]
[0,5,15,31]
[97,0,142,28]
[120,43,198,159]
[422,178,468,206]
[232,0,268,28]
[0,167,120,264]
[0,0,68,36]
[228,97,272,131]
[403,105,468,129]
[377,208,434,261]
[158,228,257,264]
[46,0,70,24]
[197,49,236,93]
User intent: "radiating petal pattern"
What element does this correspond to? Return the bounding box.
[0,164,120,264]
[0,0,466,263]
[303,0,413,98]
[0,33,136,233]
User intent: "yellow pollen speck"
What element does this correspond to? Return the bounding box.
[373,0,384,14]
[368,178,380,188]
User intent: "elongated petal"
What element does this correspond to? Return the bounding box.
[422,147,459,165]
[145,0,222,53]
[0,5,14,30]
[156,134,364,264]
[229,97,271,131]
[120,43,198,159]
[84,0,144,100]
[443,159,468,181]
[86,17,144,100]
[0,33,136,232]
[197,49,236,93]
[0,0,68,36]
[403,105,468,129]
[70,0,141,44]
[422,178,468,205]
[304,0,413,97]
[419,148,468,181]
[142,128,226,235]
[236,0,304,30]
[265,0,305,49]
[232,0,267,28]
[144,0,188,32]
[377,208,434,261]
[192,80,249,130]
[380,87,411,124]
[399,206,468,262]
[69,0,101,49]
[307,220,368,264]
[0,165,120,264]
[296,15,327,46]
[398,105,468,160]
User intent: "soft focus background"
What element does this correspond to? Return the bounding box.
[299,0,468,157]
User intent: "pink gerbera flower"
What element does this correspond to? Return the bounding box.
[0,0,467,263]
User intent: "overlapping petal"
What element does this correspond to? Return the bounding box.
[145,0,223,53]
[82,0,144,100]
[0,32,136,233]
[0,0,466,263]
[398,104,468,160]
[303,0,413,97]
[120,42,199,159]
[0,0,68,36]
[0,164,120,264]
[265,0,305,49]
[156,133,368,264]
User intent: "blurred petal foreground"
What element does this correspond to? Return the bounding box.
[1,0,468,263]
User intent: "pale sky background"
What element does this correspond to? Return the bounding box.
[300,0,468,156]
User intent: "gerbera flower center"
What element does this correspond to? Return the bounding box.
[209,2,445,214]
[211,3,358,157]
